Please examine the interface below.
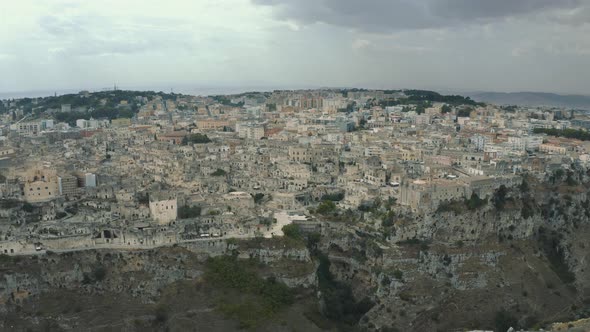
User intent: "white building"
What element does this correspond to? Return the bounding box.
[471,135,488,151]
[85,173,97,187]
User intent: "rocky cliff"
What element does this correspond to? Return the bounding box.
[317,175,590,331]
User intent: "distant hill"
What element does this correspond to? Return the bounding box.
[467,92,590,109]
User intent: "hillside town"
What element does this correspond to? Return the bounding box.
[0,89,589,255]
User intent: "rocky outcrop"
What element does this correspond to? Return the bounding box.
[316,181,590,331]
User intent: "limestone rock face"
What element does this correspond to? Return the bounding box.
[316,185,590,332]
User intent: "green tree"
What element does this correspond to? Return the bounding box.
[211,168,227,176]
[178,205,202,219]
[282,224,302,240]
[253,193,265,204]
[184,133,212,144]
[465,193,487,210]
[22,202,35,213]
[316,200,336,214]
[457,108,473,117]
[493,185,509,209]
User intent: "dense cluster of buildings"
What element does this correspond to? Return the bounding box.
[0,89,589,254]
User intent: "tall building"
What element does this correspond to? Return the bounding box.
[58,175,79,197]
[75,172,97,188]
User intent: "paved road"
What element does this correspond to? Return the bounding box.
[8,232,255,256]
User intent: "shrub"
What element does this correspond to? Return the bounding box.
[253,193,265,204]
[494,309,518,332]
[22,203,35,213]
[154,305,168,324]
[521,201,535,219]
[382,211,395,227]
[282,224,302,240]
[178,205,201,219]
[211,168,227,176]
[493,185,509,209]
[321,192,345,202]
[538,231,576,284]
[465,193,487,210]
[520,179,530,192]
[437,200,464,214]
[183,133,211,144]
[316,200,337,215]
[93,266,107,281]
[316,253,374,325]
[205,256,294,327]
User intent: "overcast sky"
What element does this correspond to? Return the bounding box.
[1,0,590,95]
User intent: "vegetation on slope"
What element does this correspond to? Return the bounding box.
[315,253,374,327]
[533,128,590,141]
[204,255,294,328]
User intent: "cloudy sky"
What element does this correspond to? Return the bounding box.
[1,0,590,94]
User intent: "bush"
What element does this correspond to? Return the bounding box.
[437,200,464,214]
[493,185,509,209]
[321,192,345,202]
[382,211,395,227]
[93,266,107,281]
[22,202,35,213]
[253,193,265,204]
[316,253,374,325]
[154,305,168,324]
[465,193,487,210]
[211,168,227,176]
[0,199,20,209]
[521,201,535,219]
[137,192,149,205]
[316,200,336,215]
[205,256,294,327]
[538,231,576,284]
[494,309,518,332]
[520,179,530,193]
[282,224,302,240]
[178,205,201,219]
[566,174,578,186]
[183,133,211,144]
[533,128,590,141]
[205,256,293,305]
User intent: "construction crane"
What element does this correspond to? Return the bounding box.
[13,113,31,125]
[1,113,31,133]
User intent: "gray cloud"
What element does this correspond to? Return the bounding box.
[37,14,196,57]
[253,0,586,32]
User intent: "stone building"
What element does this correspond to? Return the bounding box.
[149,193,178,225]
[23,168,60,203]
